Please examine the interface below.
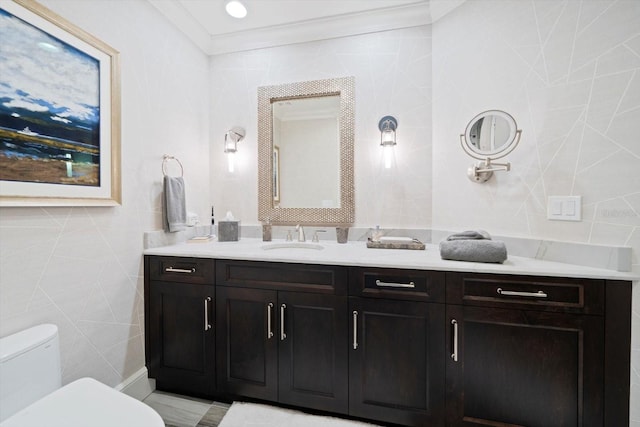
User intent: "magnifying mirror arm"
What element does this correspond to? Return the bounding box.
[468,158,512,183]
[476,158,511,173]
[461,127,521,183]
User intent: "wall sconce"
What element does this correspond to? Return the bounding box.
[224,126,245,173]
[378,115,398,169]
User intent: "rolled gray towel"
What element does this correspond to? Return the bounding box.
[439,239,507,263]
[446,230,491,241]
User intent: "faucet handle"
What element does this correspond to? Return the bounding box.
[286,230,293,242]
[312,230,326,243]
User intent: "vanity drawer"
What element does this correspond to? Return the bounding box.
[446,272,604,315]
[216,260,347,295]
[349,267,445,302]
[147,256,215,284]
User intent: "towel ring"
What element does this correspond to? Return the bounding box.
[162,155,184,177]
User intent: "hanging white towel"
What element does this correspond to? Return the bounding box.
[163,176,186,232]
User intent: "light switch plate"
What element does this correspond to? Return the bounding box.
[547,196,582,221]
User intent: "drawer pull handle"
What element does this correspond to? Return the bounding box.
[204,297,212,331]
[451,319,458,362]
[267,303,274,339]
[280,304,287,341]
[497,288,548,298]
[165,267,196,274]
[375,279,415,288]
[353,311,358,350]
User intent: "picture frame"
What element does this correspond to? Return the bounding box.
[0,0,121,206]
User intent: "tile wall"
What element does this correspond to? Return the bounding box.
[431,0,640,422]
[209,26,433,229]
[0,0,210,387]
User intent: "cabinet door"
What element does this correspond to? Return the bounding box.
[278,292,348,414]
[349,298,445,426]
[446,305,604,427]
[148,281,215,395]
[216,286,278,401]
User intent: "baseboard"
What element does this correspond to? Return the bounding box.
[115,367,156,401]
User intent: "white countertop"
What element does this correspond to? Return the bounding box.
[144,238,639,281]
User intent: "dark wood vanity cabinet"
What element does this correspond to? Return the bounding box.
[348,267,446,426]
[349,297,445,426]
[215,260,349,414]
[145,256,632,427]
[445,272,630,427]
[144,256,216,396]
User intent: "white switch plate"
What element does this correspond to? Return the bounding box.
[547,196,582,221]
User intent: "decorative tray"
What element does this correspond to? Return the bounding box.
[366,238,425,250]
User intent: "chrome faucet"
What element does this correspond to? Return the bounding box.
[296,224,305,242]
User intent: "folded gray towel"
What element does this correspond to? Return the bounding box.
[446,230,491,241]
[439,239,507,263]
[163,176,186,232]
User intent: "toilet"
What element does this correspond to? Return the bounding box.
[0,324,164,427]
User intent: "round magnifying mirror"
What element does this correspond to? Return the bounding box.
[463,110,518,159]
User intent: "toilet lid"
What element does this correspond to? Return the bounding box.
[0,378,164,427]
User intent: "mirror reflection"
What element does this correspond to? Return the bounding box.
[272,96,340,208]
[463,110,518,157]
[468,115,514,153]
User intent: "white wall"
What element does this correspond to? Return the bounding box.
[432,0,640,423]
[209,26,433,228]
[0,0,210,387]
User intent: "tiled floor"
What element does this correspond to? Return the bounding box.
[142,391,230,427]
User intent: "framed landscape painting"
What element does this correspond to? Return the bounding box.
[0,0,121,206]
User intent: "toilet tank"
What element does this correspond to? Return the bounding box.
[0,324,62,422]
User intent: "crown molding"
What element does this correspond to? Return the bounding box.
[207,2,431,55]
[148,0,211,52]
[148,1,432,56]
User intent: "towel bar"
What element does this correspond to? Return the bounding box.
[162,155,184,177]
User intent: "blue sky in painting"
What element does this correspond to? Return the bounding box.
[0,8,100,130]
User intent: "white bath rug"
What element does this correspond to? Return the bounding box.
[218,402,380,427]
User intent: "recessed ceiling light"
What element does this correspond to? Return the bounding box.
[225,1,247,19]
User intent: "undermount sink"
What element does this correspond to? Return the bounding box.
[261,242,324,251]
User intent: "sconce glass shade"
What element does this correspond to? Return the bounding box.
[378,116,397,147]
[224,133,237,153]
[378,116,397,168]
[224,127,245,172]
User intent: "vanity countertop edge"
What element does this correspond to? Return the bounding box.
[143,238,639,282]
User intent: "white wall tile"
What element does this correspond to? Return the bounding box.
[210,26,433,229]
[433,0,640,416]
[0,0,210,387]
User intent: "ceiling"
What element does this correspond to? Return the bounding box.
[148,0,465,55]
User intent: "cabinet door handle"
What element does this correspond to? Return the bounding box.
[267,303,274,339]
[375,279,415,288]
[204,297,212,331]
[451,319,458,362]
[497,288,548,298]
[352,310,358,350]
[280,304,287,341]
[165,266,196,274]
